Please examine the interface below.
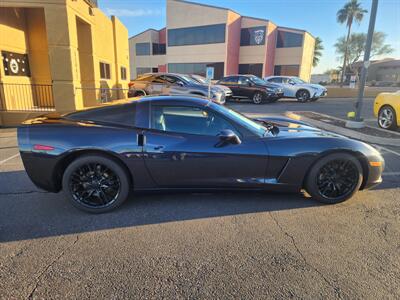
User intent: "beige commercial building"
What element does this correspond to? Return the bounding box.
[0,0,130,126]
[129,0,315,81]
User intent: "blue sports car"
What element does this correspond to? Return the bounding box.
[18,96,384,213]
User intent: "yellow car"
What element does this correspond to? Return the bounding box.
[374,91,400,130]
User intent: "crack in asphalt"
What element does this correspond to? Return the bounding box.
[26,235,80,300]
[269,212,345,299]
[0,191,49,196]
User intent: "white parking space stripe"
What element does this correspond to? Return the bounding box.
[382,172,400,176]
[0,153,19,165]
[373,145,400,157]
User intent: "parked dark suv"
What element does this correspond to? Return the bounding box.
[217,75,284,104]
[128,73,226,104]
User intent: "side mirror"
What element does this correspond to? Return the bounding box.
[217,129,241,145]
[176,81,184,87]
[289,81,295,85]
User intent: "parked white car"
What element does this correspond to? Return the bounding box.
[264,76,327,102]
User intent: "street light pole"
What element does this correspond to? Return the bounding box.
[354,0,379,123]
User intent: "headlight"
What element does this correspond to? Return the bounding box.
[266,88,275,92]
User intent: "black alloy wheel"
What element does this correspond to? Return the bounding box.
[305,153,363,204]
[63,154,130,213]
[296,90,310,102]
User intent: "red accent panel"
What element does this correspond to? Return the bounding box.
[264,24,277,77]
[158,64,167,72]
[33,144,55,151]
[159,28,166,44]
[225,17,241,76]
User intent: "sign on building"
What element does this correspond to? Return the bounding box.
[2,51,30,77]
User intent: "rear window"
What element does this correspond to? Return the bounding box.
[67,103,136,127]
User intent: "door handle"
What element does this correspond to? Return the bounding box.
[154,145,164,150]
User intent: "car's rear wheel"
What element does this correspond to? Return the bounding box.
[252,92,264,104]
[135,90,146,97]
[378,105,398,130]
[296,90,310,102]
[62,154,130,213]
[305,153,363,204]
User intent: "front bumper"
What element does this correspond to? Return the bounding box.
[312,90,327,99]
[266,92,284,99]
[362,155,385,190]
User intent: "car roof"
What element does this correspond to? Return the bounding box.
[131,95,211,106]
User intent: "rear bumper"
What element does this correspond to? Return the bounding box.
[20,151,61,192]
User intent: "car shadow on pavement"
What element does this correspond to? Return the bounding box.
[0,170,323,243]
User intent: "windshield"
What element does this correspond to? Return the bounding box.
[179,74,201,85]
[249,76,267,85]
[291,77,306,84]
[209,102,266,137]
[191,75,207,84]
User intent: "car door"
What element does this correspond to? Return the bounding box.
[237,76,254,99]
[161,75,186,95]
[142,104,268,188]
[148,75,166,94]
[281,77,297,97]
[219,76,239,97]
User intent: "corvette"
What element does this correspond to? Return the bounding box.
[18,96,384,213]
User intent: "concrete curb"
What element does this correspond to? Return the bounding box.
[285,111,400,147]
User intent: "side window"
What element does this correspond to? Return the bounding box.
[152,76,165,84]
[238,77,250,85]
[281,77,290,84]
[151,106,238,136]
[220,76,238,84]
[269,77,282,83]
[163,75,178,85]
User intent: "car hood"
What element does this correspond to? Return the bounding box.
[255,115,343,139]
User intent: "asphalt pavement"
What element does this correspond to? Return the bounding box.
[1,99,400,299]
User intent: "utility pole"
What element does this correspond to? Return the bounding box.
[353,0,379,124]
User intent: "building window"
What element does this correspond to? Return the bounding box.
[239,64,263,78]
[120,67,127,80]
[274,65,300,76]
[168,62,224,79]
[276,30,303,48]
[240,26,266,46]
[136,67,152,76]
[136,42,150,56]
[168,24,226,47]
[100,62,111,79]
[152,43,166,55]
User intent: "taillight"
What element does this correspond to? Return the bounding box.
[33,144,55,151]
[128,82,135,88]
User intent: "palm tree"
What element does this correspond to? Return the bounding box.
[337,0,367,85]
[313,37,323,67]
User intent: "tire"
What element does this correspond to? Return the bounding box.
[378,105,398,130]
[305,153,363,204]
[62,154,131,213]
[135,90,146,97]
[296,90,310,102]
[252,91,264,104]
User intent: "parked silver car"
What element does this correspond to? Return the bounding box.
[264,76,327,102]
[188,74,233,100]
[128,73,226,104]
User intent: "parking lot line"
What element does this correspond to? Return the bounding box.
[0,153,19,165]
[373,145,400,157]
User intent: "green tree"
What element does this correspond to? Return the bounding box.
[313,37,324,67]
[337,0,368,84]
[335,31,394,77]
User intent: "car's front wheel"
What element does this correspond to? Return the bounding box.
[296,90,310,102]
[378,105,398,130]
[252,92,264,104]
[305,153,363,204]
[62,154,131,213]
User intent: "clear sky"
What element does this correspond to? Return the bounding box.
[99,0,400,74]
